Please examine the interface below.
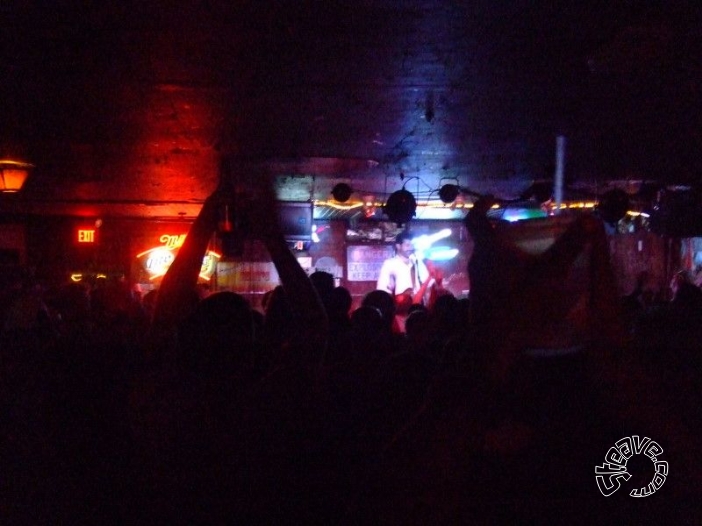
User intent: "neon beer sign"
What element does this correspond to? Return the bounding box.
[160,234,186,249]
[137,233,220,280]
[143,248,176,275]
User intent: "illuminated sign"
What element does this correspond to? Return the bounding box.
[160,234,186,249]
[77,229,96,243]
[143,248,176,277]
[70,272,108,282]
[136,233,220,281]
[200,251,219,279]
[215,261,280,293]
[346,245,395,282]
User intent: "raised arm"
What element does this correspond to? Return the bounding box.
[465,198,626,381]
[242,170,329,364]
[151,189,221,330]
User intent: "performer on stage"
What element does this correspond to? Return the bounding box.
[376,231,439,319]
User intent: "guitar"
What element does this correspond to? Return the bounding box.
[395,259,442,313]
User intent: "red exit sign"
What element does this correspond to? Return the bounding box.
[77,229,96,243]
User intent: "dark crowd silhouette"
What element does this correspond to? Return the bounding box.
[1,176,701,524]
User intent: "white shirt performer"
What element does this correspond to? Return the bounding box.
[376,231,435,314]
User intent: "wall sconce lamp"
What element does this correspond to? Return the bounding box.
[0,160,34,192]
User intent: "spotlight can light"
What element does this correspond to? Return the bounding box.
[384,189,417,226]
[438,184,460,204]
[331,183,353,203]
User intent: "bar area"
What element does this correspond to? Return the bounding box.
[1,2,700,523]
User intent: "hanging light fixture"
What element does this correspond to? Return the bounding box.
[383,188,416,226]
[438,184,460,204]
[0,160,34,192]
[331,183,353,203]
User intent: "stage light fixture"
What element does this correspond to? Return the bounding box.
[331,183,353,203]
[384,189,416,226]
[438,184,460,204]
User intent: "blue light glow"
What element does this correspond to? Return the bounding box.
[501,208,548,222]
[412,228,452,251]
[425,246,459,261]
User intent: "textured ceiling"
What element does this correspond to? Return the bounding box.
[1,1,701,218]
